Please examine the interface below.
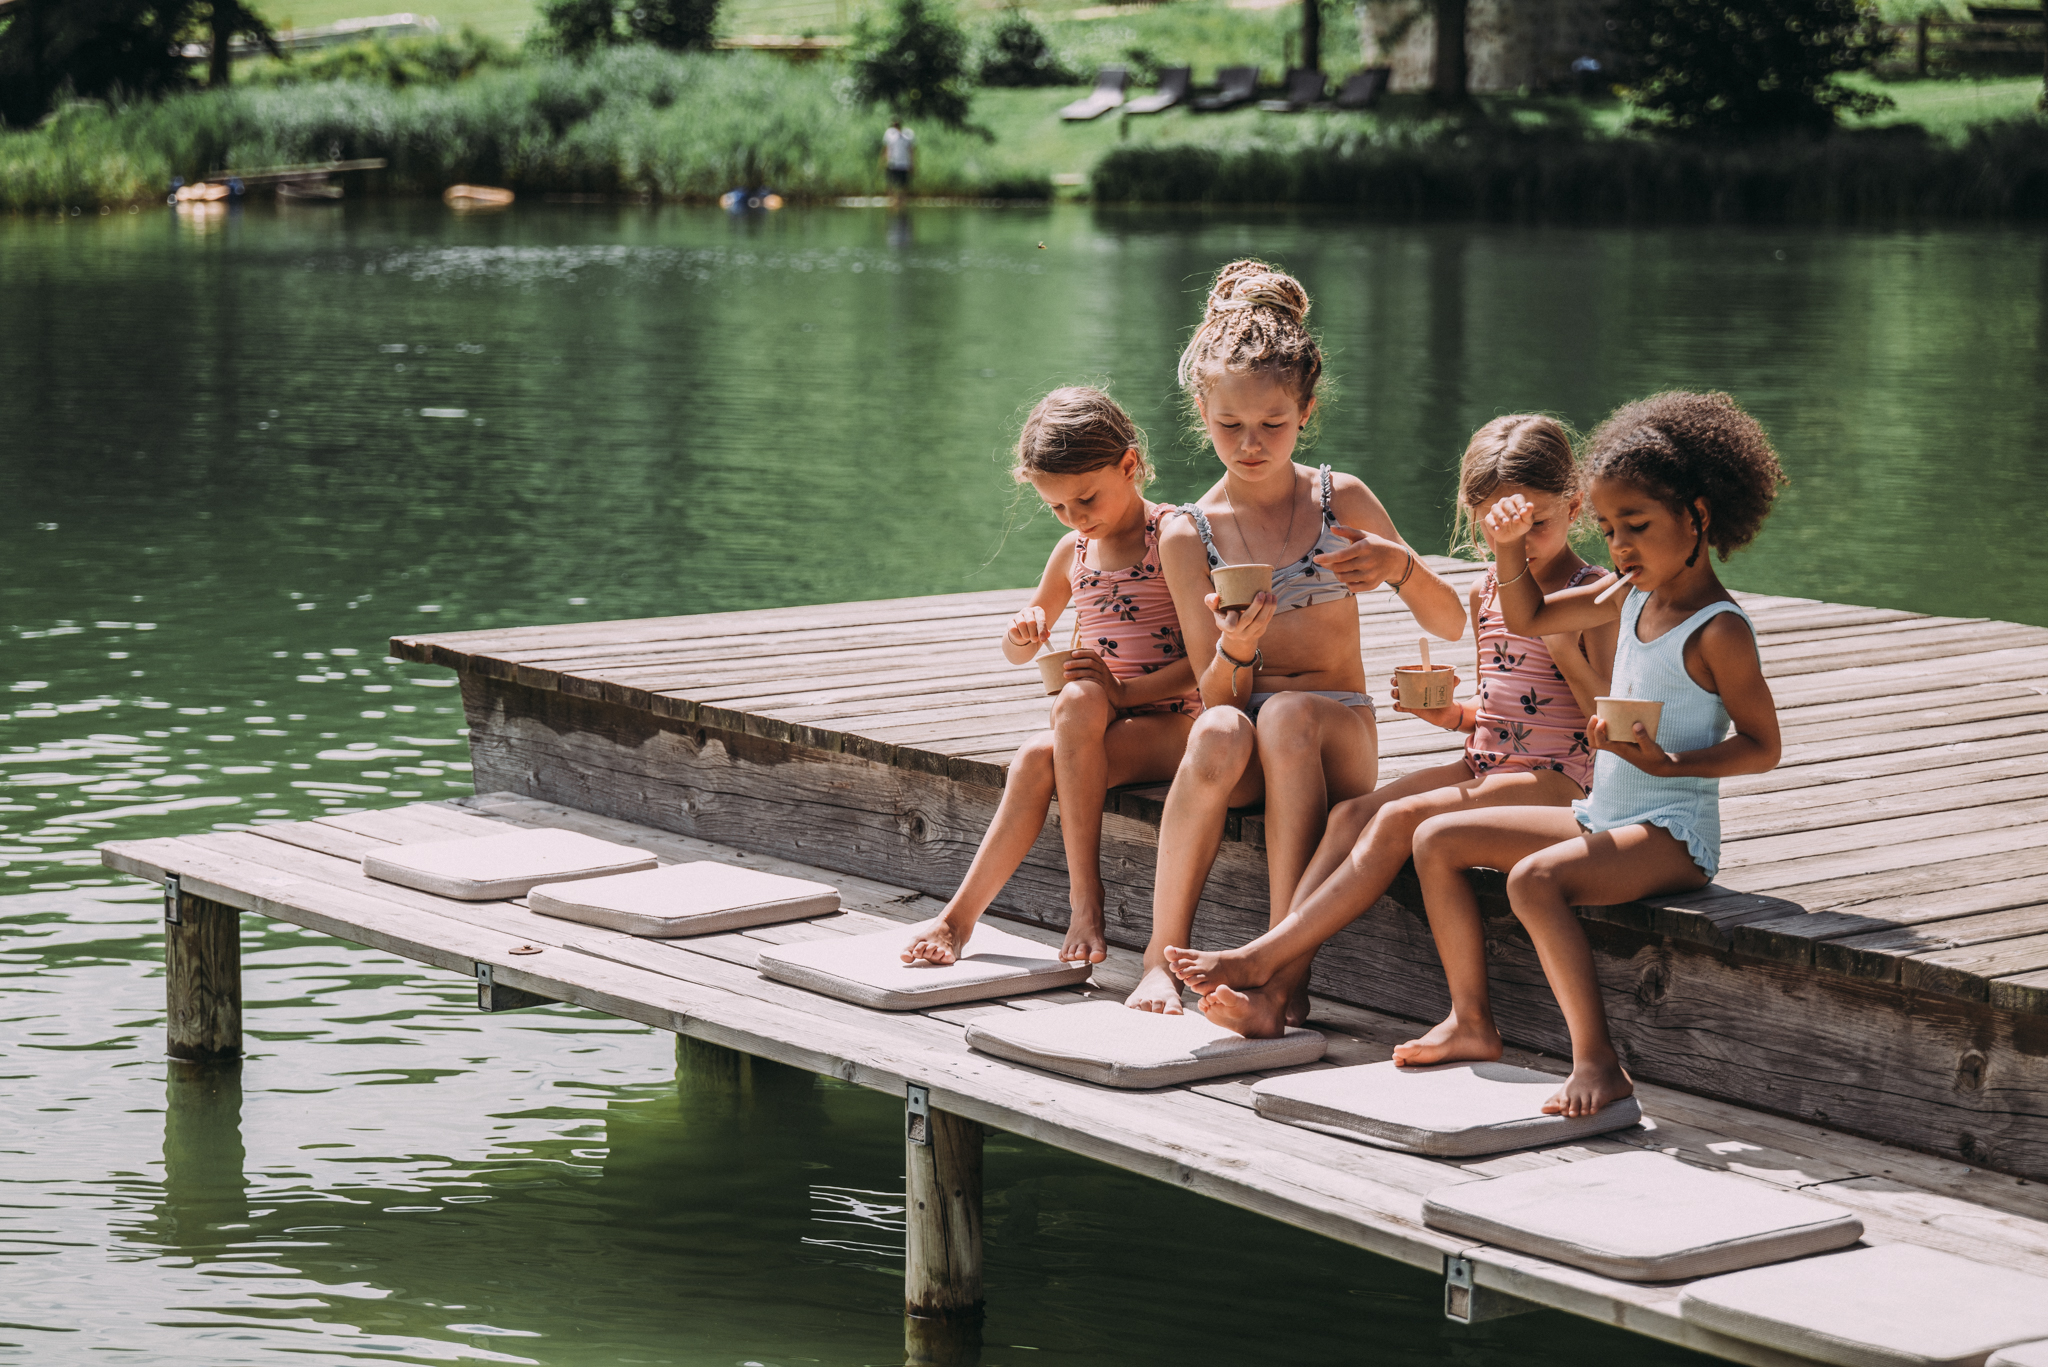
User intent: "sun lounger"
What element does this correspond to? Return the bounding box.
[1121,65,1191,115]
[1681,1244,2048,1367]
[1258,66,1328,112]
[964,999,1324,1087]
[756,923,1090,1010]
[1190,65,1259,113]
[1333,65,1391,110]
[1422,1151,1863,1282]
[529,861,839,937]
[1250,1060,1643,1156]
[1059,66,1130,121]
[361,828,657,900]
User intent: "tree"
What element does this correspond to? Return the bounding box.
[1612,0,1892,135]
[851,0,974,127]
[536,0,718,57]
[0,0,197,125]
[205,0,281,86]
[977,6,1070,86]
[1301,0,1321,73]
[1430,0,1466,101]
[624,0,717,51]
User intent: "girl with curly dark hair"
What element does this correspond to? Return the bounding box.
[1397,391,1789,1120]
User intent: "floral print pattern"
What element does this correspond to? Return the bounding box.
[1464,563,1606,792]
[1071,507,1200,716]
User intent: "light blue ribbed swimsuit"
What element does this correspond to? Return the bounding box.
[1572,590,1754,879]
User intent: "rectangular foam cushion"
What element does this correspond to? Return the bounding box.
[964,999,1325,1088]
[1991,1344,2048,1367]
[756,923,1090,1010]
[1251,1060,1643,1156]
[1682,1244,2048,1367]
[529,861,839,937]
[1422,1151,1862,1282]
[361,828,658,900]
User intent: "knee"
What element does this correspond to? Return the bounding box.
[1506,855,1562,904]
[1410,812,1462,867]
[1372,794,1434,841]
[1012,732,1057,785]
[1052,680,1112,731]
[1181,708,1253,785]
[1254,693,1319,753]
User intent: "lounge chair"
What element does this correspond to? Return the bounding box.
[1333,65,1392,110]
[1259,66,1327,112]
[1122,65,1191,115]
[1190,65,1259,113]
[1059,66,1130,121]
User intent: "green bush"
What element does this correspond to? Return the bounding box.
[1611,0,1894,136]
[245,28,514,88]
[977,8,1074,88]
[851,0,976,128]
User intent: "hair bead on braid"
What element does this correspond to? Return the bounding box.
[1176,259,1324,412]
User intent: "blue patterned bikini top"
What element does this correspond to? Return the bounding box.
[1180,464,1353,613]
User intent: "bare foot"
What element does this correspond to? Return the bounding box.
[1125,964,1184,1014]
[1284,980,1312,1028]
[901,916,968,965]
[1392,1012,1503,1068]
[1543,1054,1633,1118]
[1162,944,1266,993]
[1061,906,1107,964]
[1194,983,1290,1039]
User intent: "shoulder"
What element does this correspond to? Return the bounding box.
[1047,529,1081,562]
[1156,511,1202,549]
[1323,468,1387,512]
[1696,605,1758,651]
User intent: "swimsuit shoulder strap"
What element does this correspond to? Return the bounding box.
[1179,503,1222,566]
[1317,464,1335,526]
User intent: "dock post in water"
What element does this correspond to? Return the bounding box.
[904,1084,983,1365]
[163,875,241,1063]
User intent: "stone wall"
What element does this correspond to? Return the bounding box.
[1357,0,1619,93]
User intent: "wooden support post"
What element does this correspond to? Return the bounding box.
[904,1084,983,1366]
[164,876,240,1063]
[676,1033,754,1099]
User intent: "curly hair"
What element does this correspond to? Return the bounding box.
[1175,259,1323,413]
[1012,386,1151,489]
[1451,414,1581,560]
[1584,391,1789,562]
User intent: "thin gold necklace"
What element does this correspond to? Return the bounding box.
[1223,465,1300,565]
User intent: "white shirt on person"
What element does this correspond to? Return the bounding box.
[884,126,915,171]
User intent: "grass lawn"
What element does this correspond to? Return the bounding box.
[1844,74,2045,138]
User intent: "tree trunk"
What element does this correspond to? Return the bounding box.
[209,1,233,87]
[1302,0,1322,72]
[1431,0,1467,102]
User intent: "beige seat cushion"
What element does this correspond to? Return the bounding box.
[1991,1342,2048,1367]
[965,999,1325,1088]
[1422,1151,1862,1282]
[361,828,657,900]
[756,923,1090,1010]
[1251,1060,1643,1156]
[1682,1244,2048,1367]
[529,861,838,937]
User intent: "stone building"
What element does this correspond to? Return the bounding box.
[1357,0,1620,92]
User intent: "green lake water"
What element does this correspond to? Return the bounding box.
[2,202,2044,1365]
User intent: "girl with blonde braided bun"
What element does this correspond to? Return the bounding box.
[1130,260,1466,1019]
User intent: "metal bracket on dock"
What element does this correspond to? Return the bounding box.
[906,1083,931,1147]
[474,962,553,1013]
[1444,1255,1537,1324]
[163,874,182,925]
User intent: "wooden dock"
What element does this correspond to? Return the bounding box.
[100,794,2048,1365]
[390,558,2048,1182]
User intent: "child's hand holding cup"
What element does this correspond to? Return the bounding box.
[1393,634,1458,722]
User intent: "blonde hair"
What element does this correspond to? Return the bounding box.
[1451,414,1581,560]
[1012,386,1151,489]
[1175,260,1323,412]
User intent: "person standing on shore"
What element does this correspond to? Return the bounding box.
[883,117,915,203]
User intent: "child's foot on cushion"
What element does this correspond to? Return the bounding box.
[1061,905,1107,964]
[1392,1013,1502,1067]
[1125,964,1184,1013]
[1162,944,1265,993]
[901,916,968,965]
[1543,1054,1633,1118]
[1284,980,1313,1029]
[1195,983,1290,1039]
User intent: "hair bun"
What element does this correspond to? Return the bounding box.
[1207,259,1309,325]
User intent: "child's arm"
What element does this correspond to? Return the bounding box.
[1318,475,1466,641]
[1594,614,1781,778]
[1160,513,1273,710]
[1060,652,1196,709]
[1548,613,1616,723]
[1003,535,1076,666]
[1488,495,1623,638]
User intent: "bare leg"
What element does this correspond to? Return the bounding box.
[1131,706,1262,1013]
[1288,761,1475,918]
[1057,706,1193,963]
[904,731,1056,964]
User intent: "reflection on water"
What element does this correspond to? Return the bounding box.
[3,202,2042,1365]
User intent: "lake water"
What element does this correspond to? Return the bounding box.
[3,201,2043,1366]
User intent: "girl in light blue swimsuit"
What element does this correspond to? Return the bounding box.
[1399,391,1790,1121]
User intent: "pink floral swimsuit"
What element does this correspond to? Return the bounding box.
[1070,505,1201,717]
[1466,564,1603,792]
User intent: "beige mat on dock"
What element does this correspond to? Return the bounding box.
[1993,1343,2048,1367]
[1423,1151,1862,1282]
[964,999,1325,1088]
[756,924,1091,1010]
[361,828,657,900]
[530,861,839,937]
[1681,1244,2048,1367]
[1251,1060,1643,1156]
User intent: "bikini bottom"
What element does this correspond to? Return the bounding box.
[1244,689,1374,722]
